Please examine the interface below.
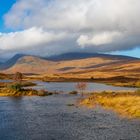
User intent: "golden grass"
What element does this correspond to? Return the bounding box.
[0,88,50,97]
[80,91,140,118]
[110,81,140,88]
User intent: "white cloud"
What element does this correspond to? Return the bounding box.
[2,0,140,57]
[77,32,122,47]
[0,27,66,50]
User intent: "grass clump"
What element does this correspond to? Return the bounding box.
[0,88,50,97]
[135,81,140,87]
[8,83,22,91]
[135,89,140,94]
[80,91,140,118]
[67,104,75,106]
[20,82,37,87]
[38,89,53,96]
[0,84,52,97]
[69,91,78,95]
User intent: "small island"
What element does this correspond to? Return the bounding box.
[0,85,54,97]
[0,72,53,97]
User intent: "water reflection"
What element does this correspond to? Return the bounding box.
[30,81,136,93]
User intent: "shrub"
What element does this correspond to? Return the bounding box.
[67,104,75,106]
[69,91,78,95]
[37,89,48,96]
[91,77,94,80]
[13,72,23,84]
[37,89,53,96]
[76,82,87,96]
[21,82,36,87]
[8,83,22,91]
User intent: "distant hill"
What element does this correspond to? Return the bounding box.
[0,55,53,74]
[0,52,138,71]
[47,52,138,61]
[0,54,26,70]
[0,53,140,79]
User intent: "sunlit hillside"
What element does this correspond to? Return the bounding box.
[1,54,140,79]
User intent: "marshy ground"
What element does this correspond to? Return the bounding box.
[0,78,140,139]
[80,91,140,118]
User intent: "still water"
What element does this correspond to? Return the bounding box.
[0,79,12,83]
[0,81,139,140]
[0,95,140,140]
[0,79,137,92]
[31,81,137,93]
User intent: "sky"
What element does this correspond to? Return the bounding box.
[0,0,140,59]
[0,0,16,32]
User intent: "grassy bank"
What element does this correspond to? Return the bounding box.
[17,81,37,87]
[39,75,140,88]
[0,82,54,97]
[80,91,140,118]
[0,88,53,97]
[0,81,36,88]
[108,81,140,88]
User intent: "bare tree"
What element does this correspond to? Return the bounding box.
[76,82,87,96]
[14,72,23,84]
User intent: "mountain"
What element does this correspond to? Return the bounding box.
[0,53,140,79]
[0,52,138,71]
[47,52,137,61]
[1,55,54,74]
[0,54,26,70]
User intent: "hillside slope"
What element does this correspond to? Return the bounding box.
[0,54,26,70]
[1,53,140,79]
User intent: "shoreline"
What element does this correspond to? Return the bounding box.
[1,77,140,88]
[80,91,140,118]
[0,87,54,97]
[40,78,140,88]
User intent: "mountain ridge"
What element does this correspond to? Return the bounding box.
[0,52,139,71]
[46,52,139,61]
[0,53,140,79]
[0,54,27,70]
